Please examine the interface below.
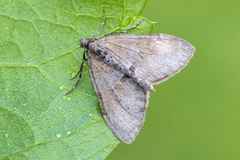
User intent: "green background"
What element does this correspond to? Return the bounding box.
[107,0,240,160]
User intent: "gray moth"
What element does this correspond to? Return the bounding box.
[66,9,195,144]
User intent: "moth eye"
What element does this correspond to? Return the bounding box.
[80,43,83,48]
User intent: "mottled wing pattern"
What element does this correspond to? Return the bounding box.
[88,51,148,144]
[95,34,195,84]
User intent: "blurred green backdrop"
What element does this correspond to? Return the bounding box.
[107,0,240,160]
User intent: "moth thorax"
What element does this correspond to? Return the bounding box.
[79,37,92,49]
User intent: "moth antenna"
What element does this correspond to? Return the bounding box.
[92,8,106,38]
[125,18,145,32]
[105,18,145,36]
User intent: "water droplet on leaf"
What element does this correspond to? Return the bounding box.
[59,86,64,90]
[67,97,72,101]
[5,133,9,137]
[56,133,62,138]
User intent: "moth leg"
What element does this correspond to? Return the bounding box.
[105,18,145,36]
[92,8,106,38]
[64,51,88,95]
[69,66,81,80]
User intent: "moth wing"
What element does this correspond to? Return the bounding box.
[95,34,195,84]
[88,52,148,144]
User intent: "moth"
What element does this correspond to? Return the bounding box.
[65,9,195,144]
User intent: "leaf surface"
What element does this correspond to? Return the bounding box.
[0,0,155,159]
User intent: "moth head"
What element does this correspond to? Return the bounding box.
[79,37,92,49]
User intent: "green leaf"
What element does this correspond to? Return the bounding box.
[0,0,155,159]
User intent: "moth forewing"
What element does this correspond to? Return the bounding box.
[87,51,148,144]
[89,34,194,87]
